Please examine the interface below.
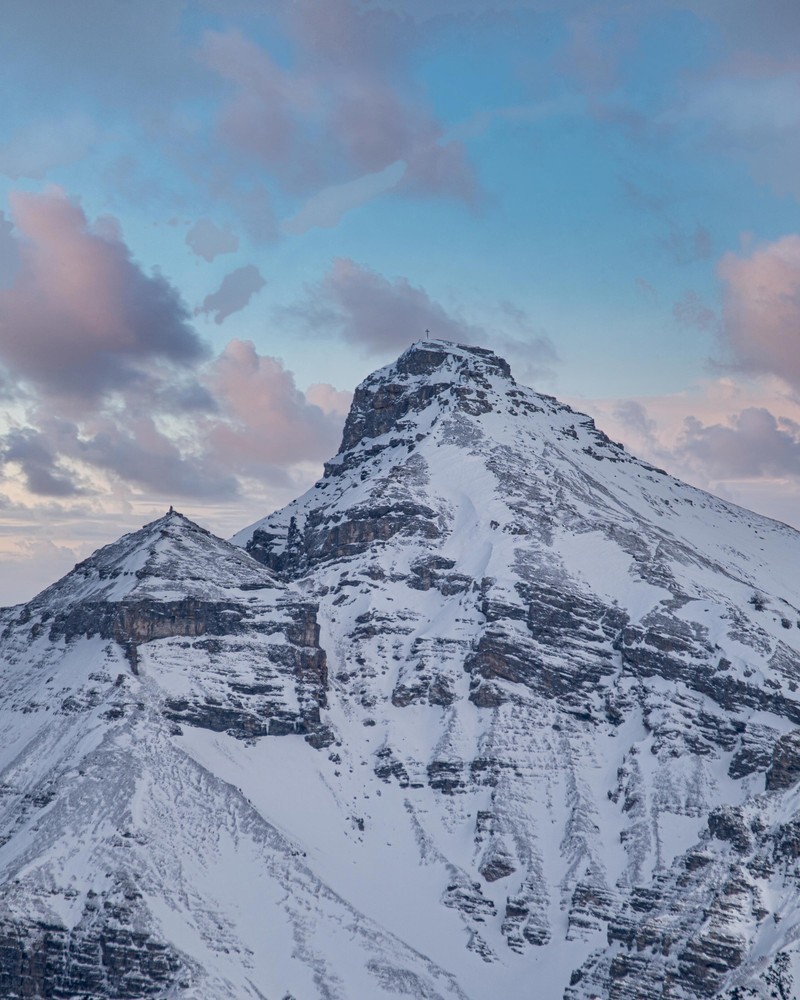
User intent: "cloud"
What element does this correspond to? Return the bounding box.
[567,371,800,532]
[634,276,657,301]
[0,0,204,112]
[75,416,240,499]
[199,6,479,207]
[0,188,207,398]
[613,398,658,446]
[284,162,407,234]
[679,407,800,480]
[0,188,349,506]
[202,339,343,471]
[559,8,638,99]
[661,9,800,201]
[700,0,800,61]
[0,116,97,180]
[306,382,354,417]
[717,234,800,389]
[283,257,558,382]
[293,257,480,352]
[0,534,82,608]
[1,427,83,497]
[185,218,239,261]
[0,211,20,288]
[197,265,266,324]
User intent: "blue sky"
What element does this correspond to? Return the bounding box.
[1,0,800,603]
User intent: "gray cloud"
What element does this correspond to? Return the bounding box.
[76,420,240,500]
[197,265,266,324]
[2,427,83,497]
[0,211,20,288]
[661,224,714,266]
[305,257,477,352]
[613,399,658,445]
[283,257,558,382]
[0,0,207,112]
[621,179,715,266]
[186,218,239,261]
[679,407,800,479]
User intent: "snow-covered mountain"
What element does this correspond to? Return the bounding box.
[4,339,800,998]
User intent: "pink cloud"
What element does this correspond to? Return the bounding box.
[718,234,800,388]
[0,191,347,507]
[0,210,19,287]
[575,375,800,529]
[203,339,343,471]
[306,382,353,418]
[0,188,206,397]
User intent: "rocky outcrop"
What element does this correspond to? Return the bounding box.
[766,730,800,790]
[0,896,183,999]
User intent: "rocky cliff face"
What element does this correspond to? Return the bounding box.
[4,340,800,998]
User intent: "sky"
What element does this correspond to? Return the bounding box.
[1,0,800,605]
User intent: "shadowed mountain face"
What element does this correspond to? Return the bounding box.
[4,340,800,998]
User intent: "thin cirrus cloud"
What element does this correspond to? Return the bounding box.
[284,162,407,235]
[0,188,207,398]
[672,290,717,332]
[196,265,266,325]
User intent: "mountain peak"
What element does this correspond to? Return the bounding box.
[336,338,519,456]
[395,338,512,380]
[30,509,276,609]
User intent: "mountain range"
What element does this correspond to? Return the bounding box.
[2,339,800,999]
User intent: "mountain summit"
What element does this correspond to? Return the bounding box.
[3,340,800,998]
